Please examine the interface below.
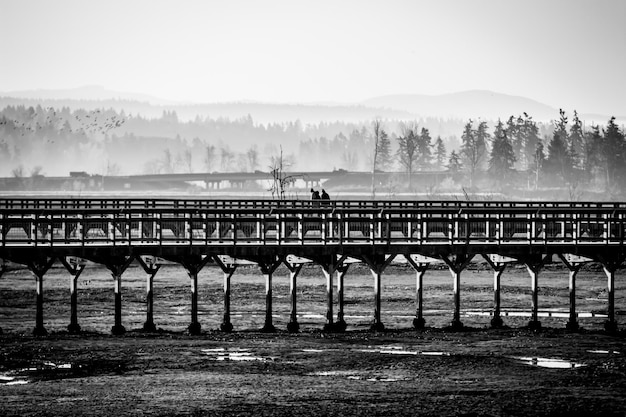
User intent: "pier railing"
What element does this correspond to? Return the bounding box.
[1,204,625,248]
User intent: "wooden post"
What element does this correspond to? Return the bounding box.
[258,257,282,333]
[221,269,236,332]
[482,254,514,329]
[492,267,505,328]
[180,255,212,335]
[28,258,55,336]
[605,267,616,332]
[335,264,350,332]
[558,254,588,332]
[213,255,238,332]
[405,255,432,329]
[321,262,335,332]
[136,256,161,332]
[188,268,200,334]
[414,266,428,329]
[363,254,396,332]
[60,257,86,334]
[0,260,6,334]
[112,272,124,334]
[567,268,579,331]
[524,255,550,331]
[440,254,473,330]
[597,255,622,333]
[108,258,135,335]
[286,263,303,333]
[602,265,618,333]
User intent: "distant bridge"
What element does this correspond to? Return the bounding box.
[0,198,624,335]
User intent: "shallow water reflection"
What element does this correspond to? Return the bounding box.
[514,357,586,369]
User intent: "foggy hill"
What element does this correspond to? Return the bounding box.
[2,86,622,126]
[362,90,561,122]
[0,86,414,125]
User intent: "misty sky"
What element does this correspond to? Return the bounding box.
[1,0,625,115]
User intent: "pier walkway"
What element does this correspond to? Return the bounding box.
[0,198,624,335]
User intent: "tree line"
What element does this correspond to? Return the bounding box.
[368,110,625,194]
[1,104,624,196]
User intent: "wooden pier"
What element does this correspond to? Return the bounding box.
[0,198,624,335]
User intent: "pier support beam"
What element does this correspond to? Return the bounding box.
[136,256,162,332]
[258,257,282,333]
[405,254,434,329]
[362,254,396,332]
[523,255,551,331]
[598,255,624,333]
[180,255,212,335]
[335,263,350,332]
[320,258,337,332]
[441,254,473,330]
[0,259,7,334]
[213,256,238,333]
[558,254,591,332]
[482,254,516,328]
[28,257,55,336]
[283,259,304,333]
[105,257,134,335]
[59,257,86,334]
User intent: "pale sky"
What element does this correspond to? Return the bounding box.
[1,0,625,115]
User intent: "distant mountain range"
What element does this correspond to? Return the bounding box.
[0,86,621,125]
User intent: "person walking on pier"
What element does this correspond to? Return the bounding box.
[311,188,321,200]
[321,189,330,206]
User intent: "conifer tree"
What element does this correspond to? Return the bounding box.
[545,109,573,182]
[568,110,584,169]
[434,136,447,169]
[488,120,516,185]
[417,127,433,169]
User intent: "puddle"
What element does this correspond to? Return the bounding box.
[1,361,79,386]
[201,348,270,362]
[358,345,450,356]
[310,370,404,382]
[514,357,586,369]
[0,374,29,386]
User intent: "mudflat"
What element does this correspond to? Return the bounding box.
[1,262,624,416]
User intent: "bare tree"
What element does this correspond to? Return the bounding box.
[268,146,300,199]
[220,147,235,172]
[181,149,193,173]
[396,121,419,189]
[11,165,24,178]
[204,144,217,172]
[246,145,259,172]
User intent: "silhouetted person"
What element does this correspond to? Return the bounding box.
[321,189,330,200]
[311,188,320,207]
